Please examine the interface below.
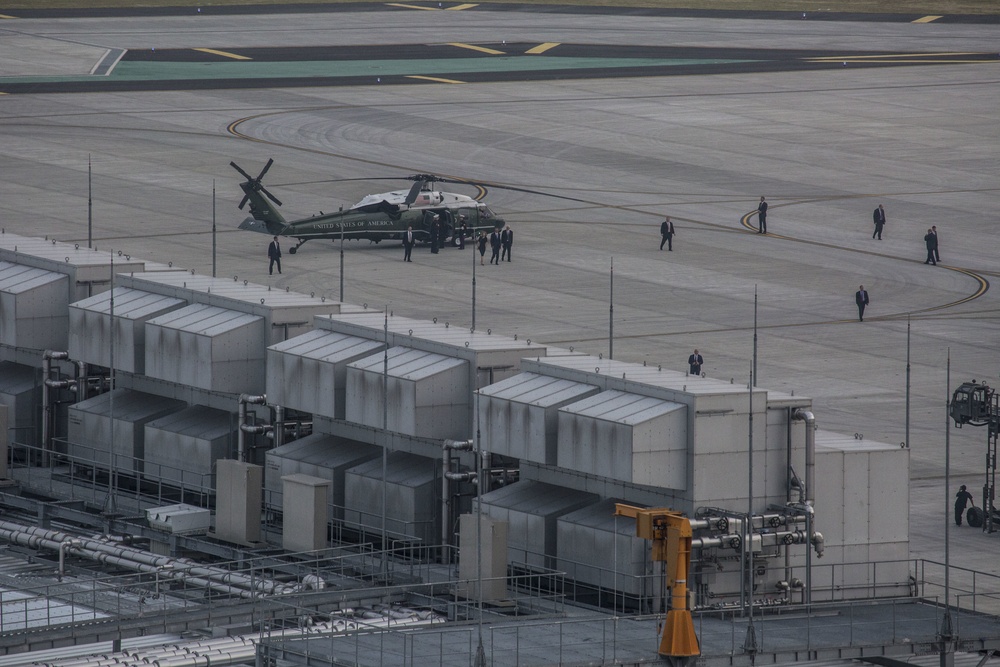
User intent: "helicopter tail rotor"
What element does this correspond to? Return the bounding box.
[231,159,284,210]
[231,159,286,226]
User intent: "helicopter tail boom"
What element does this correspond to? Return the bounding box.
[238,216,288,236]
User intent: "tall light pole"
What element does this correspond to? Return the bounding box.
[87,155,93,249]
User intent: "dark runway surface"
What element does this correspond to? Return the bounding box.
[2,42,997,94]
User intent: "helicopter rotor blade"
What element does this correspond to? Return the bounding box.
[403,180,424,207]
[230,161,254,182]
[259,186,283,207]
[257,158,274,181]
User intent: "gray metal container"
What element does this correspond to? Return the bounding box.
[475,480,598,570]
[0,361,41,446]
[118,271,340,344]
[143,405,236,489]
[0,261,69,351]
[144,303,267,394]
[345,347,469,440]
[67,389,186,472]
[267,330,384,419]
[556,499,651,597]
[264,433,380,517]
[69,288,186,373]
[0,232,145,302]
[343,451,439,544]
[557,390,686,488]
[478,372,599,465]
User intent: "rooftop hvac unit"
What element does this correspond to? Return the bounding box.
[146,503,211,535]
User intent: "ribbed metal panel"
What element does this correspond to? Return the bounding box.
[556,499,650,597]
[478,372,599,465]
[0,261,69,350]
[143,405,236,487]
[0,232,146,301]
[144,303,266,393]
[67,389,186,472]
[557,390,686,488]
[475,480,598,569]
[317,311,546,388]
[343,451,438,544]
[0,361,40,446]
[68,287,185,373]
[264,433,380,517]
[345,347,469,440]
[119,271,340,344]
[267,329,384,419]
[814,430,909,550]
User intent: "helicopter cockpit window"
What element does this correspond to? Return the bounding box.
[479,205,495,219]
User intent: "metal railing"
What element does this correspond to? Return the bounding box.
[7,439,215,513]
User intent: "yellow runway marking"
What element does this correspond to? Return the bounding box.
[0,13,17,19]
[193,48,251,61]
[406,75,466,84]
[387,3,438,9]
[913,15,943,23]
[526,42,560,55]
[446,42,505,55]
[447,4,479,9]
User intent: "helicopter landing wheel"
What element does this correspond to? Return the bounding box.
[289,246,297,255]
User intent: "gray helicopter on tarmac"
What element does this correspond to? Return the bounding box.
[233,159,505,254]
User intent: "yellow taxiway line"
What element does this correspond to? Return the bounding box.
[526,43,560,54]
[912,15,943,23]
[406,75,466,84]
[193,48,251,60]
[447,42,505,55]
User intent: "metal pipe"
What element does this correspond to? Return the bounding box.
[441,439,473,554]
[42,350,70,456]
[57,538,80,580]
[74,361,88,401]
[274,405,285,447]
[237,394,267,462]
[0,520,298,597]
[792,409,816,605]
[791,410,816,504]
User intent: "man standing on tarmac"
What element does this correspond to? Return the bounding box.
[268,236,282,275]
[659,216,675,251]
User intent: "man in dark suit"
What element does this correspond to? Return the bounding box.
[757,196,768,234]
[872,204,886,239]
[855,285,869,321]
[267,236,282,275]
[489,227,502,265]
[501,225,513,262]
[429,217,440,254]
[931,225,941,261]
[659,216,675,251]
[688,349,703,375]
[924,229,937,265]
[402,226,414,262]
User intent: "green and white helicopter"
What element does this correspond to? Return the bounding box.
[233,159,505,254]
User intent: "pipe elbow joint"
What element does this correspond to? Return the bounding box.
[811,531,825,557]
[444,439,474,451]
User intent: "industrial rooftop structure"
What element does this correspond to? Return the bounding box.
[0,233,997,667]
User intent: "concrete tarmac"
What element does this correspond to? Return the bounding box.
[0,7,998,584]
